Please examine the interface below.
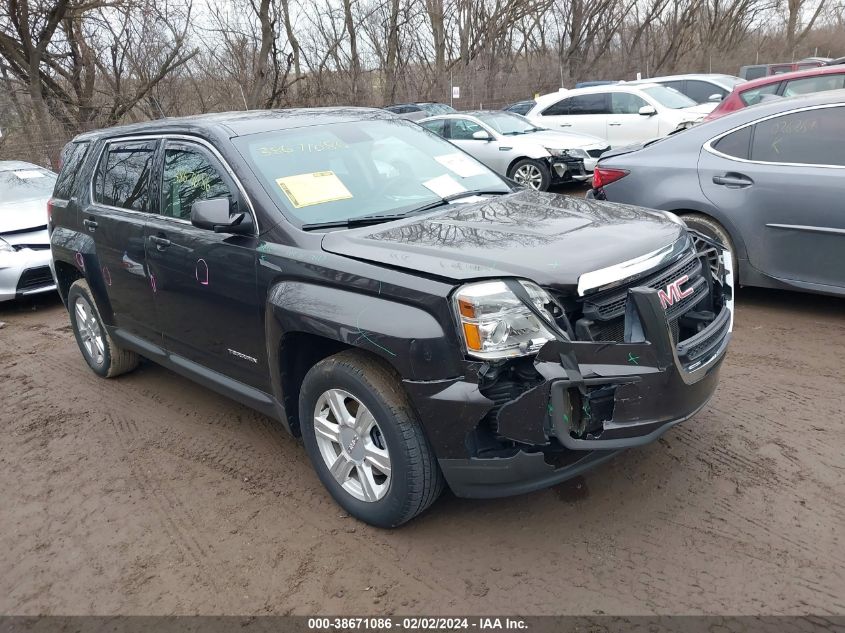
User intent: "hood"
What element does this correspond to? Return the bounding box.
[0,197,49,233]
[321,190,686,288]
[518,129,607,149]
[679,102,718,118]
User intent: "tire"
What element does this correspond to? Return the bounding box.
[508,158,552,191]
[680,213,738,287]
[299,350,444,527]
[67,279,139,378]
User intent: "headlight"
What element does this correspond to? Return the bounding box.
[545,147,588,159]
[0,237,14,253]
[453,280,557,359]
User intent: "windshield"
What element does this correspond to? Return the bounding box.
[0,168,56,204]
[475,112,541,135]
[421,103,455,116]
[642,86,698,109]
[235,119,508,226]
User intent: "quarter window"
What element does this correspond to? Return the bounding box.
[54,141,90,199]
[161,146,233,220]
[750,107,845,166]
[94,141,156,211]
[713,126,752,160]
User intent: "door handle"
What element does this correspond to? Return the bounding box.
[149,235,172,250]
[608,122,622,126]
[712,174,753,188]
[83,218,98,232]
[559,123,572,127]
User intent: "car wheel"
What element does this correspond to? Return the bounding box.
[508,158,551,191]
[681,213,738,287]
[299,350,444,527]
[68,279,139,378]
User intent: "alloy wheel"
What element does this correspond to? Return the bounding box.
[313,388,392,502]
[513,164,544,189]
[74,297,105,366]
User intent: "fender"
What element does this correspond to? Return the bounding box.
[50,227,116,323]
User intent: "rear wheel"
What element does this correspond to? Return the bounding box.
[299,350,444,527]
[681,213,738,287]
[68,279,139,378]
[508,158,551,191]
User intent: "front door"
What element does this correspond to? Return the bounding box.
[699,105,845,289]
[535,94,609,141]
[144,140,268,389]
[607,92,660,146]
[445,119,509,174]
[85,139,160,341]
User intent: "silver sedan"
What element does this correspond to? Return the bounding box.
[0,161,58,301]
[418,111,609,191]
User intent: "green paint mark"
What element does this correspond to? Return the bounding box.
[627,352,640,365]
[547,403,554,416]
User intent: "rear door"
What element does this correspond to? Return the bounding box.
[85,139,160,341]
[144,139,267,389]
[699,104,845,289]
[536,94,609,141]
[607,91,659,146]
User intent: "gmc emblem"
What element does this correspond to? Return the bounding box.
[658,274,694,309]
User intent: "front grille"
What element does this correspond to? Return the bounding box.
[588,147,610,158]
[16,266,54,293]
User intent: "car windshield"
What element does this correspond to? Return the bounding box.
[235,119,508,226]
[0,168,56,204]
[641,85,698,109]
[476,112,541,135]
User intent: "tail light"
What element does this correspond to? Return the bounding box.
[47,199,54,234]
[592,167,629,189]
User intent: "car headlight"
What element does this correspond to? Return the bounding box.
[0,237,14,253]
[453,280,557,359]
[545,147,588,159]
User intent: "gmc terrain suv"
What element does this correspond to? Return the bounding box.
[49,109,734,527]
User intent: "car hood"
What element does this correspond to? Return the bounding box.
[513,130,607,149]
[0,197,49,233]
[321,190,685,288]
[678,103,718,118]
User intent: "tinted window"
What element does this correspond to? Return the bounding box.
[661,80,685,93]
[686,80,724,103]
[161,146,233,220]
[420,119,447,136]
[611,92,647,114]
[505,101,535,115]
[54,142,90,199]
[541,97,571,116]
[740,83,779,106]
[743,66,767,80]
[449,118,485,140]
[782,74,845,97]
[569,93,610,114]
[94,141,156,211]
[751,107,845,166]
[713,126,752,159]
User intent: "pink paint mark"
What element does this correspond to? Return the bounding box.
[195,258,209,286]
[102,266,112,286]
[75,252,85,271]
[149,273,157,293]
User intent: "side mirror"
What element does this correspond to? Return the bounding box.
[708,93,723,102]
[190,197,251,234]
[638,105,657,116]
[471,130,492,141]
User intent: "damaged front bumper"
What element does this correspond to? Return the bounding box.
[404,245,734,498]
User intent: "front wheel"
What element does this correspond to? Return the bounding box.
[299,350,444,527]
[681,213,738,288]
[508,158,551,191]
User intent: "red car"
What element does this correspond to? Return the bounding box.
[704,65,845,121]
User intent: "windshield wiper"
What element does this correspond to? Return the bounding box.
[404,189,511,214]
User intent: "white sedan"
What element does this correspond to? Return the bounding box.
[525,83,717,148]
[0,161,58,301]
[418,111,609,191]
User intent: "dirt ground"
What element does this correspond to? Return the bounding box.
[1,282,843,616]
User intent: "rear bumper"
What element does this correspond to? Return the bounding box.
[406,246,734,498]
[0,247,56,302]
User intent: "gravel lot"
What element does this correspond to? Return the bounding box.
[1,277,843,616]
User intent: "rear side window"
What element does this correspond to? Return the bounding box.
[740,83,779,106]
[687,80,724,103]
[93,141,157,211]
[713,126,752,160]
[54,141,90,199]
[750,107,845,166]
[569,94,610,115]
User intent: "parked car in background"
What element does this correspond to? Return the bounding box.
[824,56,845,66]
[589,91,845,297]
[629,74,744,103]
[739,59,826,80]
[574,80,619,88]
[48,108,734,526]
[384,102,455,121]
[525,84,715,148]
[0,161,58,301]
[502,100,536,115]
[705,65,845,121]
[419,110,609,190]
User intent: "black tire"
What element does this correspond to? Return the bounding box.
[508,158,552,191]
[681,213,738,287]
[68,279,139,378]
[299,350,444,528]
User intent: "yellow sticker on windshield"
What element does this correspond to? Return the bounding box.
[276,171,353,208]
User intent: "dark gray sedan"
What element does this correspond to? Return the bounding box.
[589,90,845,297]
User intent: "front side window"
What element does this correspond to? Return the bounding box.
[93,141,156,211]
[420,119,447,136]
[161,145,233,220]
[740,83,779,106]
[449,118,485,140]
[783,74,845,97]
[750,107,845,166]
[611,92,647,114]
[234,119,507,226]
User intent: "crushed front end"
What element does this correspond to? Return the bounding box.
[404,232,734,498]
